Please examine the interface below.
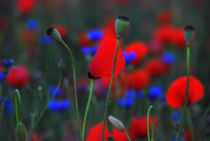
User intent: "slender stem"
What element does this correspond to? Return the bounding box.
[101,37,120,141]
[60,40,81,136]
[81,79,94,141]
[14,91,19,124]
[124,130,131,141]
[151,110,156,141]
[187,108,194,141]
[178,45,191,141]
[147,105,154,141]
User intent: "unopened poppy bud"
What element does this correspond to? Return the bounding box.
[108,115,125,131]
[46,27,62,42]
[15,123,27,141]
[184,25,195,45]
[115,16,130,37]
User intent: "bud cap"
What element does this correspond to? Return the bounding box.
[108,115,125,131]
[184,25,195,45]
[46,27,62,42]
[115,16,130,36]
[15,123,27,141]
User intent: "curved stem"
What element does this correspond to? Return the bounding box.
[102,37,120,141]
[147,105,155,141]
[178,45,191,141]
[124,130,131,141]
[60,40,81,136]
[81,79,94,141]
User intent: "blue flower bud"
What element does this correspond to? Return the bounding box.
[149,86,162,100]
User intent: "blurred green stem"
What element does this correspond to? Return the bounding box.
[147,105,155,141]
[14,89,22,124]
[187,108,194,141]
[102,37,120,141]
[81,79,94,141]
[178,44,191,141]
[60,40,81,136]
[124,130,131,141]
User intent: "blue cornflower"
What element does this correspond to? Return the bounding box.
[135,91,144,100]
[125,89,135,99]
[123,52,137,63]
[81,46,98,56]
[171,111,181,122]
[118,98,134,108]
[48,86,63,97]
[148,86,163,100]
[162,52,176,65]
[40,35,55,45]
[26,19,39,30]
[0,98,13,115]
[48,100,70,112]
[2,59,14,68]
[87,30,103,41]
[0,72,4,83]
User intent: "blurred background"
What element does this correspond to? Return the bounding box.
[0,0,210,141]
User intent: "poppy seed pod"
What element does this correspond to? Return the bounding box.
[115,16,130,36]
[46,27,62,42]
[108,115,125,131]
[184,25,195,45]
[15,123,27,141]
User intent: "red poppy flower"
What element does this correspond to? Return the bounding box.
[32,134,39,141]
[101,76,119,87]
[17,0,36,14]
[6,66,29,87]
[54,25,67,38]
[129,117,159,139]
[172,29,186,47]
[121,69,150,91]
[103,19,117,39]
[184,129,192,141]
[166,76,204,109]
[79,32,94,46]
[86,122,128,141]
[157,11,172,24]
[154,25,175,45]
[124,42,148,65]
[145,59,170,77]
[88,37,125,79]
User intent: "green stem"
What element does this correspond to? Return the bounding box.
[151,110,156,141]
[178,45,191,141]
[124,130,131,141]
[147,105,154,141]
[14,89,22,124]
[60,40,81,136]
[101,37,120,141]
[81,79,94,141]
[14,92,19,124]
[187,108,194,141]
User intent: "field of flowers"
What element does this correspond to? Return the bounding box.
[0,0,210,141]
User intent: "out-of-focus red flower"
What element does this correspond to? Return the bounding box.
[86,122,128,141]
[21,29,36,44]
[88,37,125,79]
[103,19,117,39]
[184,129,192,141]
[17,0,36,14]
[148,40,163,54]
[172,29,186,47]
[124,42,148,65]
[129,117,159,139]
[101,76,119,87]
[121,70,150,91]
[145,59,170,77]
[0,67,3,71]
[6,66,29,87]
[54,25,67,38]
[166,76,204,109]
[32,134,39,141]
[79,32,94,46]
[157,11,172,24]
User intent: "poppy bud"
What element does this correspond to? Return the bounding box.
[115,16,129,36]
[15,123,27,141]
[108,115,125,131]
[46,27,62,42]
[184,25,195,45]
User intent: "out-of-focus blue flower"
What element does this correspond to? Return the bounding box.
[135,91,144,100]
[87,30,103,41]
[162,52,176,65]
[118,98,134,108]
[123,52,137,63]
[40,35,55,45]
[2,59,14,68]
[48,86,63,97]
[0,72,4,83]
[0,98,13,115]
[81,46,98,56]
[125,89,135,99]
[48,100,70,112]
[26,19,39,30]
[149,86,163,100]
[172,111,181,122]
